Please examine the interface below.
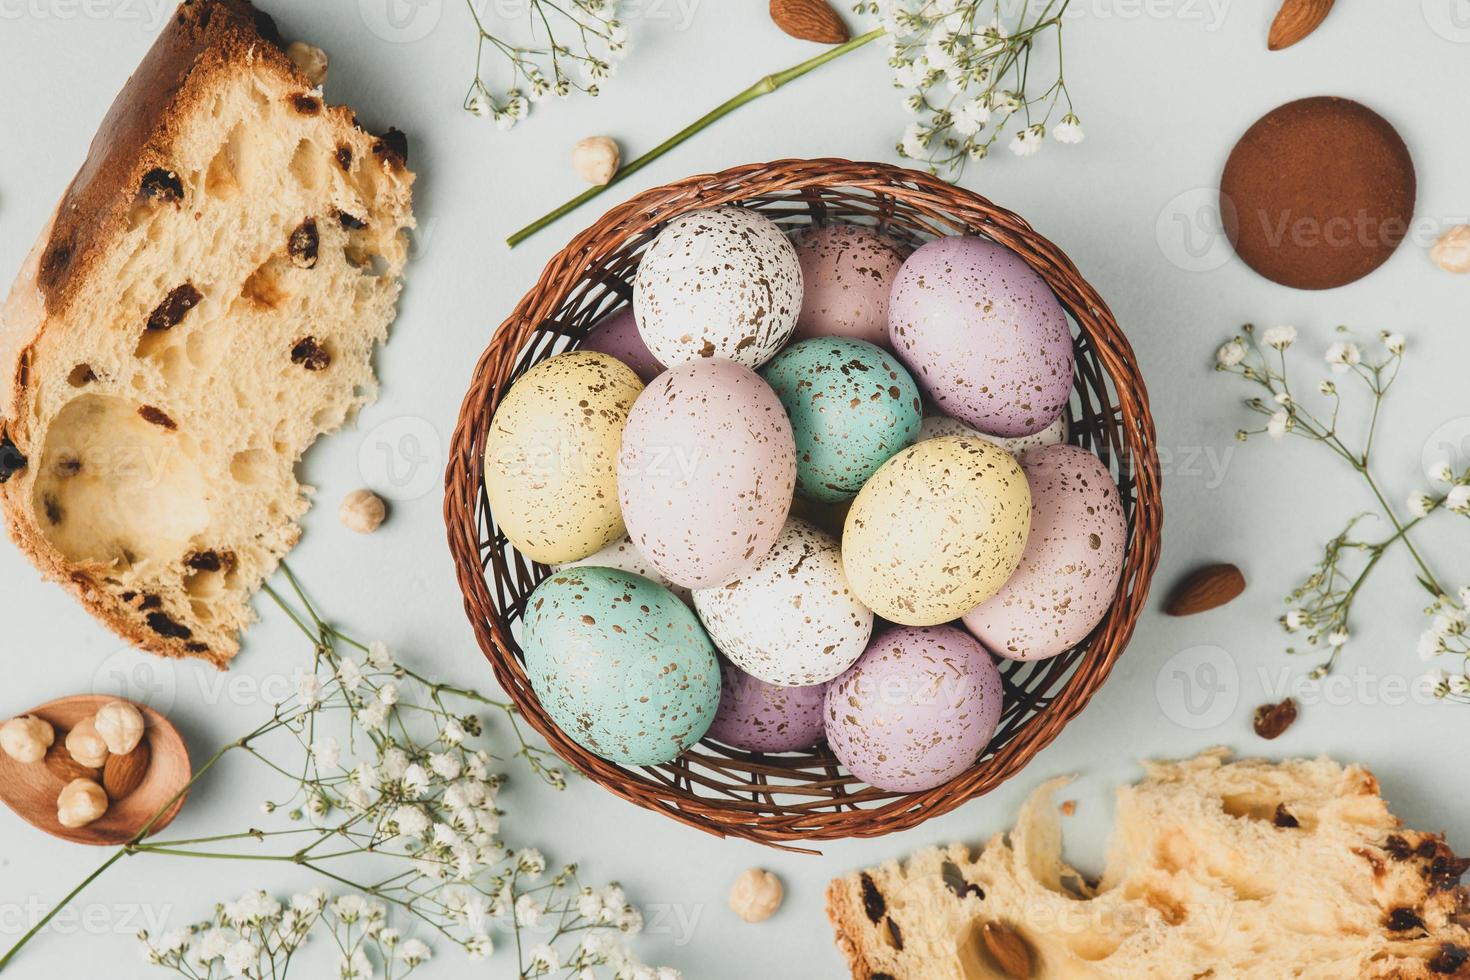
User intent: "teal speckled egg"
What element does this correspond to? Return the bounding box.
[760,338,923,503]
[523,566,719,766]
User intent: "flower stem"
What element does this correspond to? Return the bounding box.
[505,28,886,248]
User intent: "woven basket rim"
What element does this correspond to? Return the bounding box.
[444,157,1163,851]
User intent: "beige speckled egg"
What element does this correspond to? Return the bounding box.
[842,435,1031,625]
[484,351,643,564]
[918,413,1069,457]
[633,208,802,370]
[558,533,693,605]
[963,444,1126,661]
[693,518,874,686]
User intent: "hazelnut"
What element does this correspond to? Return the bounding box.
[65,716,110,769]
[94,701,145,755]
[340,489,387,534]
[729,868,784,923]
[1431,225,1470,274]
[1,715,55,764]
[571,136,620,186]
[57,779,108,829]
[286,41,330,87]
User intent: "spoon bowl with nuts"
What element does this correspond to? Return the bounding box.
[0,696,190,846]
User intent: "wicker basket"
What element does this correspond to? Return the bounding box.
[445,159,1162,850]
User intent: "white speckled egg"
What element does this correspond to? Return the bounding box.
[618,359,796,590]
[963,444,1126,661]
[790,223,908,346]
[523,566,720,766]
[825,625,1003,793]
[485,351,643,564]
[918,413,1069,456]
[633,208,802,369]
[707,659,827,753]
[843,435,1031,625]
[693,518,873,686]
[890,236,1074,437]
[557,533,692,605]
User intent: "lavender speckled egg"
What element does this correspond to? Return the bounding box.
[843,435,1031,626]
[580,307,664,383]
[890,236,1073,437]
[761,338,923,503]
[523,566,719,766]
[693,518,873,686]
[825,625,1003,793]
[618,359,796,590]
[790,224,907,346]
[634,208,802,370]
[963,444,1126,662]
[918,413,1069,457]
[707,659,827,753]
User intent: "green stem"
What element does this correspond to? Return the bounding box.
[1361,470,1445,596]
[505,28,886,248]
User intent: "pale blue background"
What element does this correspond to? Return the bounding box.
[2,1,1469,977]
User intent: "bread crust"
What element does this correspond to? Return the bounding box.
[0,0,407,665]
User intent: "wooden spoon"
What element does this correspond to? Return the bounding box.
[0,695,191,846]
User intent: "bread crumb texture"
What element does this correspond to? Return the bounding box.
[0,0,415,666]
[827,749,1470,979]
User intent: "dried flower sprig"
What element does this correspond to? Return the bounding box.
[1216,325,1469,698]
[859,0,1079,173]
[1,566,680,979]
[463,0,629,129]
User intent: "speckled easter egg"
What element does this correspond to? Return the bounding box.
[523,566,719,766]
[484,351,643,564]
[693,518,873,686]
[558,533,692,605]
[825,625,1003,793]
[790,224,907,346]
[706,659,827,753]
[963,445,1126,662]
[918,413,1069,457]
[890,236,1073,437]
[843,435,1031,625]
[618,359,796,590]
[760,338,923,503]
[633,208,802,369]
[580,307,664,383]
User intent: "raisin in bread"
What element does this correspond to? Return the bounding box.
[0,0,414,666]
[827,749,1470,979]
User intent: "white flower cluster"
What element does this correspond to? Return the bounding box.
[464,0,629,130]
[857,0,1080,172]
[1421,589,1470,703]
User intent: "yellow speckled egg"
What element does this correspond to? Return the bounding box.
[842,435,1031,625]
[485,351,643,564]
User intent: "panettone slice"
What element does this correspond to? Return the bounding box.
[827,749,1470,979]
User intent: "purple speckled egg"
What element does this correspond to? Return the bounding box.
[790,224,908,347]
[707,659,827,753]
[580,308,664,383]
[825,625,1003,793]
[963,444,1126,662]
[889,236,1073,438]
[618,359,796,590]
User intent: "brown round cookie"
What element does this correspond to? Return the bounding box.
[1220,97,1415,290]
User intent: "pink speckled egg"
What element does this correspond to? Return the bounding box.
[580,307,664,383]
[963,444,1126,662]
[790,224,908,346]
[825,625,1003,793]
[889,236,1073,438]
[707,659,827,753]
[618,359,796,590]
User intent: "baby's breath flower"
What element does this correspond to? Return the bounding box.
[1262,324,1297,350]
[1216,339,1246,367]
[1008,124,1044,157]
[1267,410,1291,439]
[1053,113,1084,144]
[1447,485,1470,514]
[1325,341,1361,373]
[1408,491,1436,518]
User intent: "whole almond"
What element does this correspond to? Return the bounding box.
[1268,0,1335,50]
[1164,563,1246,616]
[44,739,101,784]
[982,922,1033,979]
[769,0,849,44]
[103,739,151,799]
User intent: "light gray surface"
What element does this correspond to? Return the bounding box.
[2,2,1468,977]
